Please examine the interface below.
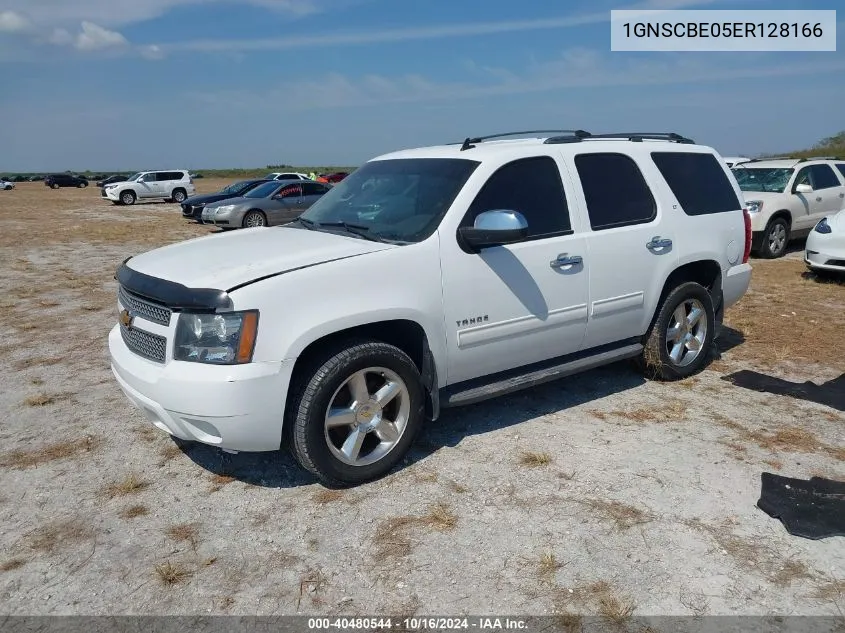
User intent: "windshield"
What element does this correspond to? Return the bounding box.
[222,180,252,194]
[298,158,480,243]
[263,173,279,180]
[126,172,144,182]
[245,181,281,198]
[732,167,794,193]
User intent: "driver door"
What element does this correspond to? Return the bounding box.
[439,155,589,384]
[135,173,157,199]
[266,183,304,225]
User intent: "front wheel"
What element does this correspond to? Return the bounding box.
[120,190,136,205]
[288,340,425,486]
[636,282,715,381]
[242,210,266,228]
[760,217,790,259]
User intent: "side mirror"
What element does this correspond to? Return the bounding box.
[795,183,813,194]
[458,210,529,251]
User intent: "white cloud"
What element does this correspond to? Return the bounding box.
[0,9,28,32]
[74,21,128,50]
[140,44,165,60]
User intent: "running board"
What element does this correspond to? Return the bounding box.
[440,343,643,408]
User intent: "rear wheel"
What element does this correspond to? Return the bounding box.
[78,181,88,188]
[171,188,187,203]
[51,183,59,189]
[242,210,266,228]
[288,340,425,486]
[635,282,715,381]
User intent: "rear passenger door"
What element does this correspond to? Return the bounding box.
[301,182,330,209]
[567,151,679,349]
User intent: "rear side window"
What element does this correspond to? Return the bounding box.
[836,164,845,180]
[651,152,742,215]
[303,182,329,196]
[809,164,840,190]
[575,153,656,230]
[462,156,571,239]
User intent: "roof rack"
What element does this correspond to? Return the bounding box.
[796,155,842,162]
[458,130,590,151]
[545,132,695,145]
[745,156,794,162]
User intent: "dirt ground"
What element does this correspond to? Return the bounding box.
[0,180,843,619]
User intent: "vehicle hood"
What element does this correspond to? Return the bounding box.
[204,195,256,209]
[184,192,233,205]
[124,226,396,291]
[103,180,135,188]
[739,190,785,203]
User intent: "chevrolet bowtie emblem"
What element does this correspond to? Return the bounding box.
[119,309,134,329]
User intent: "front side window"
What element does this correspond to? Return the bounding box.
[299,158,480,243]
[460,156,572,238]
[245,181,283,198]
[575,153,656,230]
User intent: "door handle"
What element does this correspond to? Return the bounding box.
[647,236,673,250]
[816,196,823,202]
[839,192,844,198]
[550,254,583,269]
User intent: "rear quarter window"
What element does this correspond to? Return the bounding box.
[651,152,742,216]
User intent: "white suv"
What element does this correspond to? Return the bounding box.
[732,157,845,258]
[108,130,752,486]
[265,172,310,181]
[101,170,196,206]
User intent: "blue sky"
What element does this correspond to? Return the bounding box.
[0,0,842,171]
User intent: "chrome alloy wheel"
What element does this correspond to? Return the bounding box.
[323,367,410,467]
[665,298,708,367]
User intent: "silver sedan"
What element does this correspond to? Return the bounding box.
[201,180,330,229]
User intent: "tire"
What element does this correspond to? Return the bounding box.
[171,189,187,203]
[120,190,136,205]
[759,217,790,259]
[635,282,715,381]
[51,183,59,189]
[242,210,266,228]
[78,182,88,188]
[287,340,425,486]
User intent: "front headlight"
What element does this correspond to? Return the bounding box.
[746,200,763,214]
[814,217,832,234]
[215,205,235,214]
[174,310,259,364]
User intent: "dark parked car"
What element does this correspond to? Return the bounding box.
[45,174,89,189]
[181,178,272,220]
[97,174,128,187]
[28,175,43,182]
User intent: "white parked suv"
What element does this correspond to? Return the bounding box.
[732,157,845,258]
[109,130,752,486]
[101,170,196,205]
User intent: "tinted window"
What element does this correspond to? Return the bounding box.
[302,182,329,196]
[462,156,571,238]
[245,181,283,198]
[836,164,845,180]
[651,152,741,215]
[276,183,303,198]
[809,164,840,190]
[575,153,656,230]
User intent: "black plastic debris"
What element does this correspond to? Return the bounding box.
[757,472,845,540]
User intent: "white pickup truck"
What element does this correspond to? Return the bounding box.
[109,130,752,486]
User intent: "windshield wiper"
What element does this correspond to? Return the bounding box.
[317,221,387,243]
[289,217,317,230]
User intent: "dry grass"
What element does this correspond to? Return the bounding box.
[537,552,565,584]
[421,502,458,530]
[811,579,845,602]
[709,414,844,462]
[27,519,92,554]
[372,503,458,563]
[13,356,66,370]
[447,480,469,493]
[312,488,344,504]
[0,436,100,469]
[166,522,200,551]
[555,581,636,623]
[120,505,149,519]
[519,451,553,467]
[0,558,26,572]
[590,399,688,425]
[298,567,329,608]
[22,391,74,407]
[208,473,236,492]
[154,560,193,586]
[158,443,183,463]
[578,498,655,530]
[102,473,149,498]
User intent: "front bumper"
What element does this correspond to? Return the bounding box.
[108,324,294,452]
[805,228,845,272]
[102,188,120,201]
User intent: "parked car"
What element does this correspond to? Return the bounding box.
[201,180,330,228]
[181,178,272,220]
[732,157,845,258]
[45,173,89,188]
[109,129,752,486]
[97,175,128,187]
[723,156,751,168]
[805,208,845,275]
[0,179,14,190]
[265,172,310,181]
[319,171,349,184]
[27,175,43,182]
[101,170,196,205]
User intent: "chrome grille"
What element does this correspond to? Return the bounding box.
[120,324,167,363]
[118,286,172,326]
